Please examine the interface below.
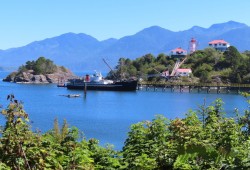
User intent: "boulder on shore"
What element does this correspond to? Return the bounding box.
[3,67,77,84]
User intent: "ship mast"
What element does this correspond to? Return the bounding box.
[102,58,117,79]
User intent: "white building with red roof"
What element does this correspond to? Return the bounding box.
[170,47,187,58]
[175,68,192,77]
[208,40,230,52]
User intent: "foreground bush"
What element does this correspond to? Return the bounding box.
[0,93,249,169]
[0,95,123,170]
[123,93,250,169]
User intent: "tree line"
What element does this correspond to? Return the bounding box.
[0,93,249,169]
[107,46,250,84]
[18,57,58,75]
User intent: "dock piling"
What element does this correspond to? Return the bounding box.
[207,87,210,93]
[171,86,174,92]
[189,86,192,93]
[217,87,220,94]
[84,83,87,96]
[138,82,250,94]
[198,87,201,93]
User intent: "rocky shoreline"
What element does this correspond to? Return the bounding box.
[3,67,78,84]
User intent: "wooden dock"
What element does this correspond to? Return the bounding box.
[138,82,250,94]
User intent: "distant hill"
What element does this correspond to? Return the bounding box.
[0,21,249,71]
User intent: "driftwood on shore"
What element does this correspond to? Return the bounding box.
[59,94,81,98]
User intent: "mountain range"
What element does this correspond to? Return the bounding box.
[0,21,250,71]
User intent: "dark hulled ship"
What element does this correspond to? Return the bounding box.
[66,71,138,91]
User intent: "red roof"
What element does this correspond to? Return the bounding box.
[171,47,187,52]
[176,68,192,72]
[209,40,228,44]
[190,38,196,42]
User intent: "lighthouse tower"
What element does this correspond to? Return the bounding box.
[189,38,197,54]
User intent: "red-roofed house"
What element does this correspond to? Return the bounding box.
[208,40,230,52]
[175,68,192,77]
[170,47,187,58]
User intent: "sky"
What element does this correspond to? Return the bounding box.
[0,0,250,50]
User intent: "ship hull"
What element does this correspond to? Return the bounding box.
[66,80,138,91]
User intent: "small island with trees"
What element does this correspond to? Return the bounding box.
[3,57,76,84]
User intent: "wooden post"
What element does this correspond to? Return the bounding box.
[180,86,183,93]
[189,86,192,93]
[217,87,220,94]
[171,85,174,92]
[217,82,220,94]
[84,82,87,96]
[207,87,210,93]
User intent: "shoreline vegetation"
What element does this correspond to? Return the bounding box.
[3,57,77,84]
[2,46,250,86]
[0,46,249,169]
[107,46,250,84]
[0,93,249,169]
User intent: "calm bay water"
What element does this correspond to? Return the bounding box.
[0,71,248,150]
